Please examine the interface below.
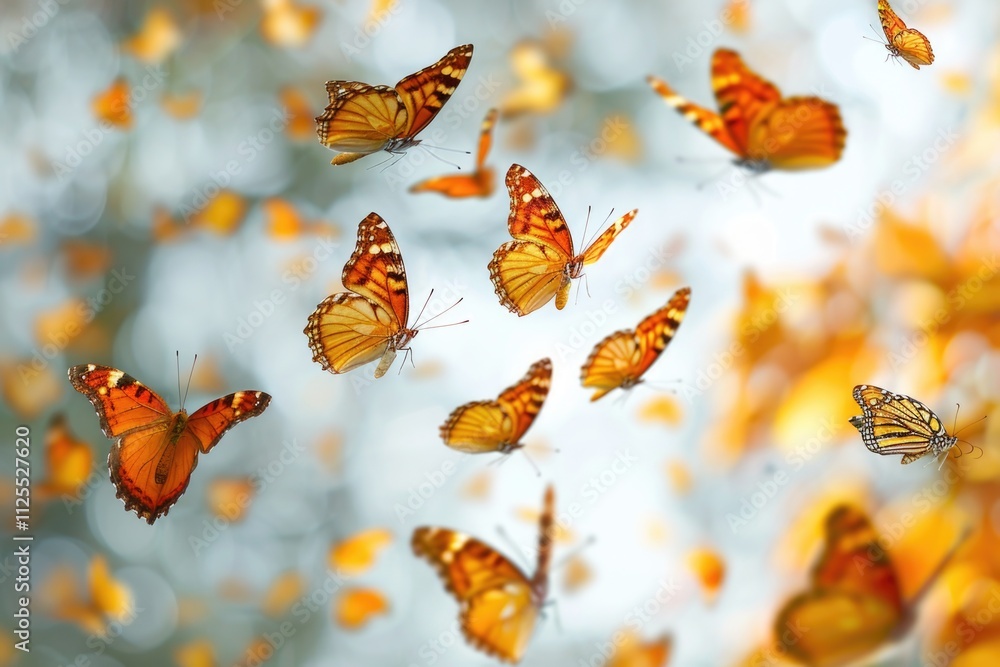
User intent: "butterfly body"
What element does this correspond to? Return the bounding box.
[849,384,957,464]
[68,364,271,524]
[490,164,637,316]
[878,0,934,69]
[441,358,551,455]
[581,287,690,401]
[412,485,554,663]
[648,49,845,172]
[316,44,473,165]
[306,213,430,379]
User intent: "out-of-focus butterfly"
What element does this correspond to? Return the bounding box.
[412,484,554,663]
[409,108,498,198]
[68,364,271,524]
[335,587,390,630]
[775,504,964,666]
[849,385,960,464]
[440,358,551,455]
[92,78,133,129]
[581,287,690,401]
[607,633,672,667]
[500,39,572,119]
[40,555,132,637]
[260,0,322,48]
[37,414,95,502]
[121,6,180,64]
[305,213,459,378]
[489,164,637,316]
[329,528,393,575]
[877,0,934,69]
[315,44,473,165]
[647,49,846,172]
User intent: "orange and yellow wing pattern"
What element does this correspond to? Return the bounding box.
[490,164,636,315]
[304,212,414,378]
[412,485,554,664]
[607,633,672,667]
[878,0,934,69]
[581,287,690,401]
[649,49,845,171]
[775,505,905,667]
[849,385,958,464]
[37,414,94,501]
[68,364,270,524]
[409,108,498,198]
[440,358,551,454]
[316,44,473,165]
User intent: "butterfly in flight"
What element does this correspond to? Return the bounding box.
[409,107,498,198]
[68,364,271,524]
[581,287,690,401]
[441,358,551,455]
[647,48,846,172]
[305,213,457,378]
[412,484,555,663]
[489,164,637,316]
[315,44,473,165]
[849,384,960,464]
[876,0,934,69]
[775,504,965,666]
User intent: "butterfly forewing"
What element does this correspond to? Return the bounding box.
[580,209,638,265]
[343,212,409,326]
[396,43,473,137]
[409,107,497,198]
[581,287,690,401]
[850,385,957,463]
[711,48,782,155]
[746,97,846,170]
[441,358,552,454]
[504,165,575,256]
[647,75,741,156]
[68,364,270,524]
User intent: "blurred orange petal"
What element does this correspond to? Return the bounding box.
[92,78,132,129]
[688,547,725,604]
[191,190,247,235]
[261,571,306,617]
[0,213,36,245]
[638,395,684,427]
[174,639,215,667]
[205,478,255,522]
[122,7,181,63]
[279,86,315,141]
[261,0,322,48]
[329,528,393,575]
[335,588,389,630]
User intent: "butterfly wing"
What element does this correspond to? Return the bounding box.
[775,504,904,665]
[68,364,173,438]
[441,358,551,453]
[608,634,672,667]
[184,391,271,455]
[710,48,783,157]
[305,213,410,376]
[412,528,539,663]
[580,209,638,266]
[408,108,497,198]
[849,385,956,463]
[745,97,846,170]
[581,287,689,401]
[316,82,408,164]
[647,74,742,156]
[395,43,473,138]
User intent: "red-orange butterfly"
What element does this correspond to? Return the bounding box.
[775,504,965,666]
[440,358,551,454]
[877,0,934,69]
[412,485,554,663]
[648,49,846,172]
[409,108,497,198]
[305,213,457,378]
[489,164,638,316]
[581,287,690,401]
[68,364,270,524]
[315,44,473,165]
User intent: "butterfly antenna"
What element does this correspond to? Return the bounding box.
[952,413,988,439]
[182,354,198,411]
[417,144,467,170]
[367,153,397,172]
[414,296,467,330]
[175,351,182,408]
[520,448,542,478]
[695,164,733,192]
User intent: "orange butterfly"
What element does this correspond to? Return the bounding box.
[489,164,638,316]
[775,504,964,666]
[581,287,690,401]
[315,44,473,165]
[409,108,498,198]
[37,414,95,502]
[412,485,555,663]
[305,213,450,378]
[877,0,934,69]
[440,358,551,455]
[648,49,846,172]
[608,633,672,667]
[68,364,271,524]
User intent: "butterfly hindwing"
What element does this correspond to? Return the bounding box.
[68,364,270,524]
[441,358,551,453]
